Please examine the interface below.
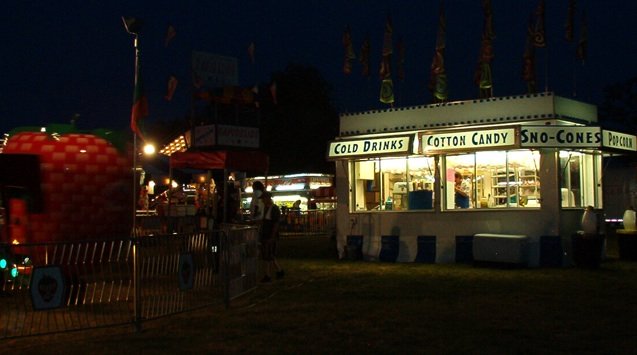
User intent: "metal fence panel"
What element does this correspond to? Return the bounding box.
[0,227,258,339]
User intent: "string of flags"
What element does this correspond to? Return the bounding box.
[342,0,590,105]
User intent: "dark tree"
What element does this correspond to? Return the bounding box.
[261,63,340,175]
[598,77,637,133]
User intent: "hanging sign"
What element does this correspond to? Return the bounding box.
[602,130,637,151]
[421,128,518,153]
[326,135,413,160]
[178,253,195,291]
[520,126,601,148]
[30,266,66,311]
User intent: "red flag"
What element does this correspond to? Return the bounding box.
[576,10,587,62]
[247,42,255,64]
[164,24,176,47]
[131,58,148,140]
[164,75,178,101]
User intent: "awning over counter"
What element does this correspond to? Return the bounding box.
[169,150,269,173]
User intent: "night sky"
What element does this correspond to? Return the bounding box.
[2,1,637,136]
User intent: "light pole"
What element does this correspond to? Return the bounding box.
[122,16,142,236]
[122,15,143,331]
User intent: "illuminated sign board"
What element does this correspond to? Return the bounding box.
[421,128,518,153]
[327,135,413,159]
[602,130,637,151]
[520,126,601,148]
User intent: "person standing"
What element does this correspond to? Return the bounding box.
[260,191,284,282]
[249,181,265,222]
[454,171,471,209]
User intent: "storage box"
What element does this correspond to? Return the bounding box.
[473,233,528,265]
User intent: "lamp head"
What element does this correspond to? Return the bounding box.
[122,16,142,35]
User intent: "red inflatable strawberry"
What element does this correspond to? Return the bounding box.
[2,125,133,244]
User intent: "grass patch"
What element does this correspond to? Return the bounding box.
[6,236,637,354]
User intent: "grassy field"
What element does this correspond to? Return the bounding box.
[5,235,637,354]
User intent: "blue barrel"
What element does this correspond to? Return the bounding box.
[455,235,474,264]
[379,235,399,262]
[540,235,563,267]
[415,235,436,263]
[408,190,433,210]
[345,235,363,261]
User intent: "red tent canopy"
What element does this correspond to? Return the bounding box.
[169,151,269,173]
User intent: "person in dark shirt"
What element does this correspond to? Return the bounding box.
[260,191,285,282]
[454,171,471,209]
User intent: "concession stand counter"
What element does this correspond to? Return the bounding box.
[327,92,637,266]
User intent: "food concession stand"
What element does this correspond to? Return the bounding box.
[328,93,637,266]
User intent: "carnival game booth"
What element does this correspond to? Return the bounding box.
[328,92,637,266]
[168,150,269,226]
[242,174,335,234]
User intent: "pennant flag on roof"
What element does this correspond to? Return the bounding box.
[522,15,537,93]
[342,26,356,75]
[248,42,255,64]
[396,36,405,81]
[531,0,546,48]
[474,0,495,98]
[576,10,587,63]
[164,75,178,101]
[379,79,394,104]
[379,14,393,79]
[164,24,176,47]
[359,34,371,77]
[378,14,394,105]
[270,81,277,105]
[564,0,576,42]
[131,56,148,140]
[429,1,448,102]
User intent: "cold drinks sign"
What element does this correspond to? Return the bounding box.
[327,135,413,159]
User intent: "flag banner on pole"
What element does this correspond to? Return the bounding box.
[131,56,148,140]
[164,24,176,47]
[164,75,178,101]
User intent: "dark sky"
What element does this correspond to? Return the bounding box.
[2,1,636,135]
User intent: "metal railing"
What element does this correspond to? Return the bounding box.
[0,225,258,339]
[279,209,336,235]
